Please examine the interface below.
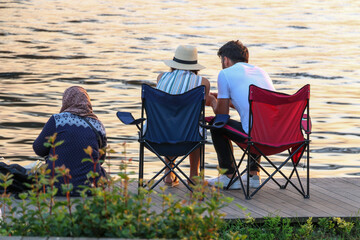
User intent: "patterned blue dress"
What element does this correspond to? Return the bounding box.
[33,112,107,193]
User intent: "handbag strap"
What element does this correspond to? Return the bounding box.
[81,116,103,149]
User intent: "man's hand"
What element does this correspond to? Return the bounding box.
[209,92,235,109]
[210,92,218,98]
[206,94,217,108]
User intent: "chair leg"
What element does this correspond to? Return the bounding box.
[250,144,308,198]
[306,142,310,198]
[138,142,144,191]
[200,144,205,181]
[227,148,247,198]
[141,142,202,192]
[246,146,251,199]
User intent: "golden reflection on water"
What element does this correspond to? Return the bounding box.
[0,0,359,179]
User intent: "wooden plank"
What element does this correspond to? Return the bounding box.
[219,189,270,218]
[320,178,360,199]
[224,178,326,218]
[253,185,326,218]
[266,179,358,217]
[126,177,360,220]
[311,180,360,209]
[342,178,360,187]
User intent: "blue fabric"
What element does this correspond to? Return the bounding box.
[116,112,136,124]
[33,113,107,191]
[145,142,200,157]
[116,111,145,125]
[141,84,205,145]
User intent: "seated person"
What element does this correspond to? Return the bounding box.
[33,86,107,194]
[156,45,211,186]
[206,40,275,189]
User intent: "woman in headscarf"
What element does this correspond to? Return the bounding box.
[33,86,107,193]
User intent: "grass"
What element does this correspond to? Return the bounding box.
[220,216,360,240]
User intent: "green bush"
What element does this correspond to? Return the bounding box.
[1,134,359,239]
[0,134,236,239]
[220,215,360,240]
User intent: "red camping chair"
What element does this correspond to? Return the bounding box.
[207,84,311,199]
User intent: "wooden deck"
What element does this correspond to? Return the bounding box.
[129,177,360,221]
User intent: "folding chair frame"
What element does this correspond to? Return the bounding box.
[139,139,205,192]
[138,91,206,192]
[230,85,311,199]
[118,84,206,192]
[207,85,311,200]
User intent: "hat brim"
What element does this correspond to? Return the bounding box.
[164,60,205,70]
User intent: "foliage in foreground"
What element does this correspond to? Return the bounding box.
[0,134,234,239]
[220,215,360,240]
[1,134,359,239]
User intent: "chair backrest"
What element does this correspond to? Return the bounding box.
[141,84,205,144]
[248,84,310,147]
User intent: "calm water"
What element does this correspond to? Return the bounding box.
[0,0,359,179]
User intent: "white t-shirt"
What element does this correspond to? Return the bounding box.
[217,62,275,134]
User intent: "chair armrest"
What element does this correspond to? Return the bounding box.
[116,112,145,125]
[201,114,230,129]
[301,114,312,134]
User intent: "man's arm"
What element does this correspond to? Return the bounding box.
[201,77,211,106]
[210,92,235,109]
[207,95,230,115]
[207,69,231,114]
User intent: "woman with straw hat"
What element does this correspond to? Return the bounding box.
[156,45,211,187]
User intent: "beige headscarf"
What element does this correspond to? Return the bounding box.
[60,86,98,120]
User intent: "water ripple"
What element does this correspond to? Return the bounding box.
[273,72,343,80]
[287,25,309,29]
[67,19,99,23]
[0,122,45,129]
[326,101,357,106]
[28,27,87,36]
[312,147,360,154]
[314,131,360,137]
[15,54,90,60]
[0,72,32,78]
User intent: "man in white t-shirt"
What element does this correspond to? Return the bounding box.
[207,40,275,190]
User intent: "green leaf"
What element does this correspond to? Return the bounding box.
[18,192,28,200]
[82,158,93,163]
[235,203,247,211]
[54,140,64,147]
[108,149,116,154]
[43,142,52,148]
[5,179,14,187]
[84,146,93,155]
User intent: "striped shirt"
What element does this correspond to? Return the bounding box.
[157,69,202,94]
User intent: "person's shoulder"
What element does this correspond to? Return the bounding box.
[157,72,165,82]
[201,76,210,88]
[53,112,76,121]
[157,72,165,78]
[201,76,209,82]
[88,117,106,135]
[41,114,56,124]
[54,112,72,118]
[235,62,253,69]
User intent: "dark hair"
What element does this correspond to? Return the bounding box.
[171,68,199,75]
[217,40,249,63]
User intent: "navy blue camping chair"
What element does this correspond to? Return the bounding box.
[117,84,206,191]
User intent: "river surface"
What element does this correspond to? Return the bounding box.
[0,0,359,179]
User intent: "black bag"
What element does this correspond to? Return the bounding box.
[0,162,33,194]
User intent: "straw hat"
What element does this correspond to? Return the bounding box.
[164,45,205,70]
